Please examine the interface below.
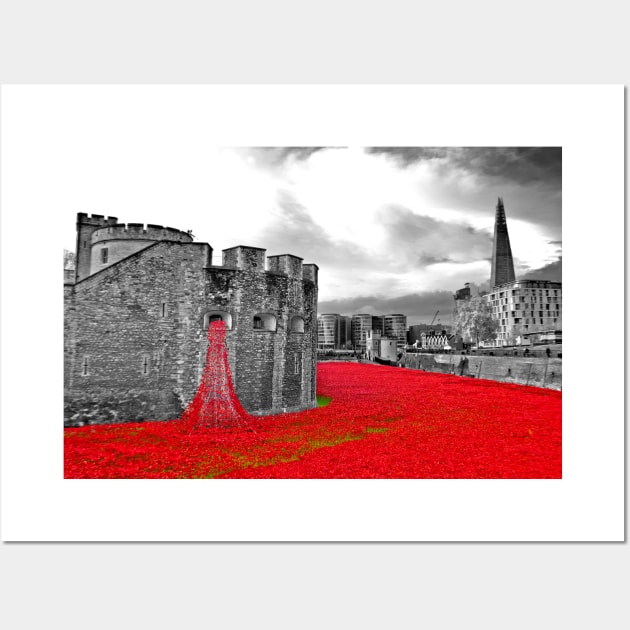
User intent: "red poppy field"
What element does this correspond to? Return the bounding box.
[64,362,562,479]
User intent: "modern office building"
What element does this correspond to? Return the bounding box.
[383,314,407,352]
[317,314,351,350]
[454,282,481,307]
[351,314,373,354]
[490,197,516,288]
[371,315,384,335]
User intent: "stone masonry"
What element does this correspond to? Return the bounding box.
[64,214,318,425]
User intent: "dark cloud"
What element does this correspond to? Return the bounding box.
[366,147,562,187]
[366,147,447,166]
[379,204,493,267]
[318,290,459,326]
[463,147,562,186]
[417,254,454,265]
[520,257,562,282]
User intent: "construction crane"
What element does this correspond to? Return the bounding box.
[430,310,439,326]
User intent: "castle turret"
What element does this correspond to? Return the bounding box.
[302,264,318,284]
[88,222,194,276]
[75,213,118,282]
[267,254,303,279]
[222,246,266,270]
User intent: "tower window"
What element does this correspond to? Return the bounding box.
[289,315,305,333]
[202,310,232,330]
[161,301,167,318]
[101,248,109,264]
[253,313,277,332]
[81,355,89,376]
[142,354,149,375]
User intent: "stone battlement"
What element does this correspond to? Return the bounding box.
[222,246,318,282]
[91,223,193,244]
[77,212,119,226]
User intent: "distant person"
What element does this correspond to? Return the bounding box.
[546,347,551,358]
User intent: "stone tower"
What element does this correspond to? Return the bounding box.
[64,214,318,425]
[490,197,516,288]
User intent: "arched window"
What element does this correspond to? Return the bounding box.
[253,313,277,332]
[289,315,305,333]
[202,310,232,330]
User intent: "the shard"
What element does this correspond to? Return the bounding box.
[490,197,516,287]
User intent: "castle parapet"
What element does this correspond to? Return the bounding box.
[302,264,319,285]
[267,254,303,279]
[77,213,119,226]
[222,246,266,270]
[91,223,194,244]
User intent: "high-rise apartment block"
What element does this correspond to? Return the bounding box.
[485,280,562,346]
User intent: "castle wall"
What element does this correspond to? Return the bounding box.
[65,242,211,424]
[401,353,562,390]
[207,248,318,415]
[64,237,318,425]
[64,284,77,398]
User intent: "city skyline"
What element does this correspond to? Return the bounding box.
[62,147,561,326]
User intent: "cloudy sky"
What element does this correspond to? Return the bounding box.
[62,146,561,326]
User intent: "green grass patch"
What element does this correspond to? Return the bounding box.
[317,395,332,407]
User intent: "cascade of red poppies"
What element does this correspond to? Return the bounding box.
[180,320,251,429]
